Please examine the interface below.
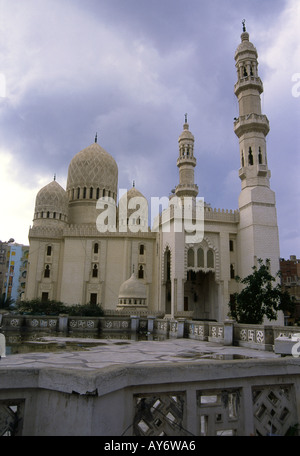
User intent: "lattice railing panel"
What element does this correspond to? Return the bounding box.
[252,385,298,436]
[133,393,186,436]
[0,401,24,436]
[197,389,242,436]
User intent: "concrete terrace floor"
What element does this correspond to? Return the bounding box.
[0,337,281,371]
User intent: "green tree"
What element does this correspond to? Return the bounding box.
[0,295,14,309]
[229,259,294,324]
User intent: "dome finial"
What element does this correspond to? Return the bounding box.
[185,113,188,124]
[242,19,246,32]
[132,179,135,188]
[95,132,98,143]
[54,173,56,181]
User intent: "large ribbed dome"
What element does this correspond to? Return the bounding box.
[67,142,118,197]
[33,180,68,225]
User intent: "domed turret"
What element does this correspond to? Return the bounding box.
[66,140,118,224]
[117,271,147,309]
[118,185,148,232]
[33,179,68,227]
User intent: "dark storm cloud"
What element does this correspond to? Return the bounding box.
[0,0,299,257]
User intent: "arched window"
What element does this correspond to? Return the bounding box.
[46,245,52,256]
[44,265,50,278]
[47,211,50,218]
[77,187,80,199]
[188,249,194,267]
[83,187,87,199]
[92,264,98,278]
[94,243,99,254]
[96,188,100,199]
[248,147,253,165]
[207,250,214,268]
[138,265,144,279]
[230,264,235,279]
[241,152,244,167]
[90,187,93,199]
[164,248,171,282]
[258,147,263,164]
[197,248,204,267]
[139,244,144,255]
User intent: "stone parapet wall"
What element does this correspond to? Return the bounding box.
[185,320,300,351]
[1,313,300,351]
[0,358,299,436]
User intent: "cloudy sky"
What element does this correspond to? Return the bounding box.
[0,0,299,259]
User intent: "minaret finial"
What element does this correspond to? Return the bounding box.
[185,113,188,124]
[242,19,246,32]
[132,180,135,188]
[54,173,56,181]
[95,132,97,143]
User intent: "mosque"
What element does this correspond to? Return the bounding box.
[24,26,281,322]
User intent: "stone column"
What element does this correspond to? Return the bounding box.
[58,314,69,332]
[224,319,235,345]
[177,319,185,338]
[130,315,140,333]
[147,316,156,333]
[0,333,6,358]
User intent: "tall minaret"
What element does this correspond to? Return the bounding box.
[234,22,280,279]
[175,114,198,200]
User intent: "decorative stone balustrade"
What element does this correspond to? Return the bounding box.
[0,357,299,435]
[1,313,300,352]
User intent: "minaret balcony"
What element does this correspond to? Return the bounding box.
[239,167,247,180]
[175,183,198,198]
[234,76,263,96]
[234,113,270,137]
[257,164,269,177]
[177,156,197,167]
[239,165,270,181]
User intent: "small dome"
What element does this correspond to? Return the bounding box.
[34,180,68,224]
[67,142,118,197]
[119,187,147,209]
[119,273,147,300]
[235,32,258,59]
[118,272,147,309]
[178,122,194,142]
[118,186,148,230]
